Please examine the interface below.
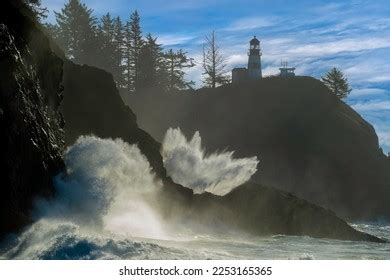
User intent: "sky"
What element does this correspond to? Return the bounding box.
[42,0,390,153]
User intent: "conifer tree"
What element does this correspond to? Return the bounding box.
[97,13,116,74]
[45,3,195,93]
[124,10,143,92]
[53,0,97,65]
[112,16,125,88]
[321,68,352,99]
[164,49,195,90]
[96,13,124,87]
[24,0,48,20]
[138,34,165,89]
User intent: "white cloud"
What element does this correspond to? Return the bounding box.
[344,60,390,85]
[226,54,247,66]
[352,100,390,111]
[350,88,387,97]
[365,75,390,83]
[287,37,390,58]
[224,16,277,31]
[157,34,195,46]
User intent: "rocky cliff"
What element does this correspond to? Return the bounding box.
[0,1,64,238]
[125,78,390,220]
[60,65,383,242]
[60,61,167,180]
[157,182,383,242]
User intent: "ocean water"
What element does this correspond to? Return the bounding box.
[1,135,389,260]
[0,221,389,260]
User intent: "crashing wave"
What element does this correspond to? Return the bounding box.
[161,128,259,195]
[0,133,260,259]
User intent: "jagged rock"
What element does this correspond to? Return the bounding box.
[60,61,167,179]
[0,1,64,238]
[125,78,390,220]
[189,183,384,242]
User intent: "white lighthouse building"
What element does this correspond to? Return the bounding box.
[248,36,262,79]
[232,36,262,83]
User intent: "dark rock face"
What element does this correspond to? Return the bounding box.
[0,2,65,238]
[163,183,383,242]
[60,61,167,179]
[124,78,390,220]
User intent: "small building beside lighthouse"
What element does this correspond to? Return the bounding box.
[232,36,262,84]
[279,60,296,77]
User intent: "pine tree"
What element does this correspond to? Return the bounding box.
[44,3,195,92]
[24,0,48,20]
[112,17,125,88]
[321,68,352,99]
[124,10,144,92]
[97,13,116,74]
[96,13,125,87]
[138,34,165,89]
[164,49,195,90]
[54,0,97,65]
[201,30,229,88]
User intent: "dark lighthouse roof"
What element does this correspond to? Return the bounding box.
[250,36,259,45]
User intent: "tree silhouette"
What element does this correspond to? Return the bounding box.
[124,10,144,92]
[96,13,124,87]
[45,3,195,93]
[112,16,125,88]
[23,0,48,19]
[138,34,165,89]
[321,68,352,99]
[97,13,116,76]
[201,31,229,88]
[164,49,195,90]
[53,0,97,65]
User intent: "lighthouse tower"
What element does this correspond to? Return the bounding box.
[247,36,262,79]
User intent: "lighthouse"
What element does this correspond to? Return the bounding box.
[247,36,262,79]
[232,36,297,83]
[231,36,263,83]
